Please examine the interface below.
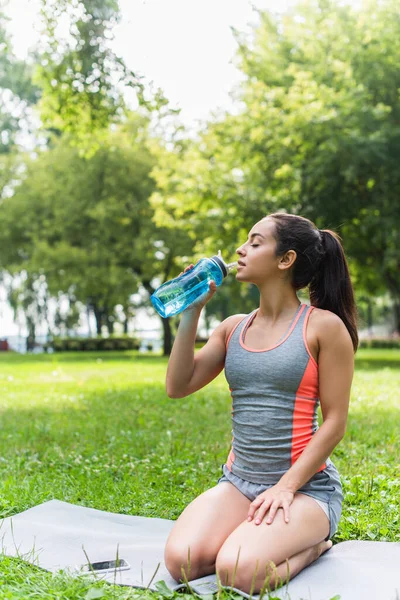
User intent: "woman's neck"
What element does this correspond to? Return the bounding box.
[257,283,301,322]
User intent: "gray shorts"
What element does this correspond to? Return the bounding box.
[218,461,342,539]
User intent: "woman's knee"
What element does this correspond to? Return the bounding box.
[164,540,211,582]
[164,542,189,581]
[216,550,277,593]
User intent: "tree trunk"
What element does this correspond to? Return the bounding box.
[93,304,103,335]
[161,316,173,356]
[26,318,36,352]
[143,280,171,352]
[142,255,176,354]
[43,294,52,337]
[86,302,93,337]
[392,297,400,334]
[121,306,130,334]
[385,273,400,333]
[106,310,114,335]
[366,298,373,336]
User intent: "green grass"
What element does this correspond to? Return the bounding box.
[0,348,399,599]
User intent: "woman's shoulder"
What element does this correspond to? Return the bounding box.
[308,307,352,348]
[219,313,249,344]
[309,306,346,329]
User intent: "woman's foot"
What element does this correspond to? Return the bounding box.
[306,539,333,567]
[253,539,333,593]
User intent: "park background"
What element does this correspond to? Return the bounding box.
[0,0,399,598]
[1,0,399,355]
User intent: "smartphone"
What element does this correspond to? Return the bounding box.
[80,558,130,574]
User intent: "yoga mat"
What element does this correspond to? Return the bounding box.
[1,500,399,599]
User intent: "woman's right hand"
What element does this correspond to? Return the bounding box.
[179,265,217,313]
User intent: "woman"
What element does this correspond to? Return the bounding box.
[164,213,357,594]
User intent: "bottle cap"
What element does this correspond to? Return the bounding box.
[211,250,238,278]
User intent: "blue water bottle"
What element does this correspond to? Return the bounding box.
[150,251,237,318]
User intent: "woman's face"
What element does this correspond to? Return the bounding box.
[235,218,282,285]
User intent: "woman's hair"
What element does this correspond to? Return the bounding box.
[267,212,358,351]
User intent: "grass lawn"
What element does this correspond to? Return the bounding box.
[0,348,399,599]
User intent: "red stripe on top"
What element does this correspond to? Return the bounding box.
[291,358,326,472]
[302,305,318,368]
[226,387,235,471]
[225,315,248,352]
[226,447,235,471]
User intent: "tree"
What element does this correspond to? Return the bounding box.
[1,0,185,351]
[0,114,196,352]
[0,118,147,327]
[0,8,40,186]
[6,273,50,350]
[151,0,400,330]
[34,0,145,151]
[0,8,43,339]
[233,0,400,330]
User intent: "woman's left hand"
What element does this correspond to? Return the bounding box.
[247,484,295,525]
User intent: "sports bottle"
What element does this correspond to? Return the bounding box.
[150,251,237,318]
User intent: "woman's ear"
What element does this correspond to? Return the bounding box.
[278,250,297,271]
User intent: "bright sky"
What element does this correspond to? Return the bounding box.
[4,0,297,127]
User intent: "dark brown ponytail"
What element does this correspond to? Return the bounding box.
[268,213,358,351]
[309,229,358,351]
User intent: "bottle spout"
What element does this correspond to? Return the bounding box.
[226,261,238,272]
[216,250,237,273]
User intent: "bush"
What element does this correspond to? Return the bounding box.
[359,338,400,349]
[45,336,140,352]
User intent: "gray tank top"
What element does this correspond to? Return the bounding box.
[224,303,327,484]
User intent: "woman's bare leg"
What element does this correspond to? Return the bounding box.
[164,482,250,582]
[265,539,332,591]
[216,493,330,594]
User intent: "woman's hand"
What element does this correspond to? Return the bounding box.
[179,265,217,312]
[247,484,295,526]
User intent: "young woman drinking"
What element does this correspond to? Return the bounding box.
[164,213,357,594]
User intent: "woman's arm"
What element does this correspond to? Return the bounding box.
[166,278,245,398]
[248,310,354,524]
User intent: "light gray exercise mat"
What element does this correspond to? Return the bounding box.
[0,500,399,600]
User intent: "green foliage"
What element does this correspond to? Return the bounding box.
[0,10,39,106]
[3,0,400,349]
[0,115,196,348]
[34,0,144,151]
[0,10,40,153]
[358,338,400,349]
[0,0,184,353]
[0,119,153,323]
[151,0,400,328]
[0,9,40,242]
[47,335,140,352]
